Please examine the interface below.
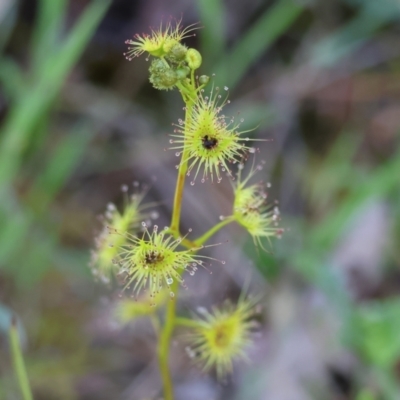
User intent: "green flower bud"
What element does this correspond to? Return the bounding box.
[186,48,202,70]
[199,75,210,86]
[149,59,177,90]
[166,43,188,63]
[176,66,190,80]
[163,39,179,54]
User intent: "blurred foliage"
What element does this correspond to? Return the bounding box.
[0,0,400,399]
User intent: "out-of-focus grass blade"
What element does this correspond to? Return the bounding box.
[308,149,400,250]
[0,58,25,101]
[311,0,400,67]
[212,0,303,88]
[293,146,400,285]
[197,0,225,69]
[359,299,400,368]
[31,0,68,75]
[0,125,93,284]
[27,125,93,216]
[8,317,33,400]
[0,207,31,265]
[0,0,18,51]
[303,132,362,211]
[311,10,393,68]
[0,0,111,188]
[15,231,57,286]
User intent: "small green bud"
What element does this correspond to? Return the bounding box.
[163,39,179,54]
[166,43,188,63]
[199,75,210,86]
[149,59,177,90]
[186,48,202,70]
[176,66,190,80]
[149,58,167,74]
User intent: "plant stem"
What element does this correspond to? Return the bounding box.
[158,279,180,400]
[9,317,33,400]
[159,84,196,400]
[195,216,235,245]
[170,151,189,233]
[170,95,194,234]
[175,317,202,328]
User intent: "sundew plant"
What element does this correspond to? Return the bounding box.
[91,18,282,400]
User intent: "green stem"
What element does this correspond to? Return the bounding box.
[194,216,235,246]
[159,82,196,400]
[170,94,194,234]
[9,317,33,400]
[175,317,202,328]
[158,279,180,400]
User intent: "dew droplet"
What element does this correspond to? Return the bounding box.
[224,86,229,91]
[166,277,173,285]
[107,203,116,211]
[185,346,195,358]
[121,184,128,192]
[170,292,175,298]
[151,211,159,219]
[196,306,207,315]
[190,181,195,186]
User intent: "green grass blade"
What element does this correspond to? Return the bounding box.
[31,0,68,74]
[27,125,93,215]
[311,9,393,67]
[0,0,111,188]
[197,0,225,69]
[0,57,25,101]
[213,0,303,88]
[9,317,33,400]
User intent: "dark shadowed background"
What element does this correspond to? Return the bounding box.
[1,0,400,399]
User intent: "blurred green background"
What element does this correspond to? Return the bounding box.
[1,0,400,399]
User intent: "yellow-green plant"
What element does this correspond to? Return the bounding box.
[92,18,282,400]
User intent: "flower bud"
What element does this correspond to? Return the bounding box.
[176,66,190,80]
[199,75,210,86]
[163,39,179,54]
[149,59,177,90]
[186,48,202,70]
[166,43,188,63]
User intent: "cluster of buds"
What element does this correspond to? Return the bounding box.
[125,20,203,91]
